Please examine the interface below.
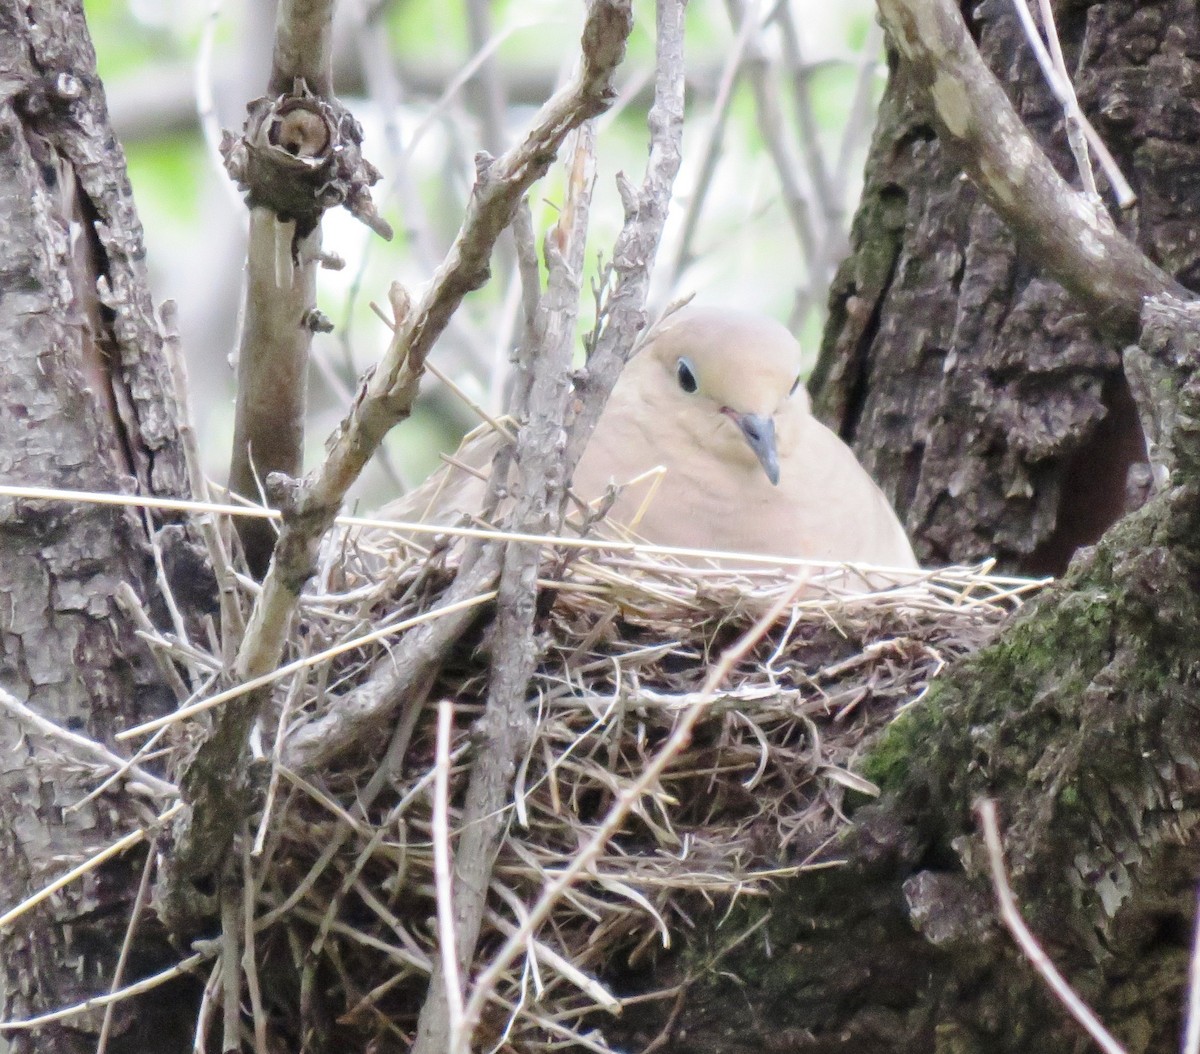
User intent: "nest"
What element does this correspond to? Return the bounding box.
[224,531,1042,1053]
[0,489,1043,1051]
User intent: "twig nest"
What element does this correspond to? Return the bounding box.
[234,536,1043,1051]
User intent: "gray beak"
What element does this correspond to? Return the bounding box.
[735,412,780,485]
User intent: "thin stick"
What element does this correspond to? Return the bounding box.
[1033,0,1096,200]
[433,701,466,1045]
[95,841,158,1054]
[69,727,174,814]
[116,589,498,741]
[252,669,306,856]
[832,21,883,193]
[142,505,194,661]
[976,799,1127,1054]
[115,581,193,700]
[219,880,241,1054]
[191,960,222,1054]
[422,356,518,445]
[1183,885,1200,1054]
[162,302,246,648]
[194,0,244,211]
[0,481,928,585]
[0,686,177,800]
[0,949,211,1031]
[0,482,948,577]
[242,834,269,1054]
[1008,0,1133,207]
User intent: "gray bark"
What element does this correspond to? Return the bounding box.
[0,1,197,1050]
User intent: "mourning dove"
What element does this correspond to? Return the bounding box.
[377,307,918,572]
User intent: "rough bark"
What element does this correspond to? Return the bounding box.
[811,0,1200,575]
[0,0,197,1050]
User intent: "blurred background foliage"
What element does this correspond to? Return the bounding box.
[86,0,883,507]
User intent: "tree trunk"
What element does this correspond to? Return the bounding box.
[0,1,199,1049]
[812,0,1200,576]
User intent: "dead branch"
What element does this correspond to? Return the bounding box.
[0,687,177,803]
[565,0,686,468]
[226,0,391,576]
[410,122,603,1054]
[411,2,686,1047]
[977,799,1127,1054]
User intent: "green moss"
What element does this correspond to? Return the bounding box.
[860,702,929,792]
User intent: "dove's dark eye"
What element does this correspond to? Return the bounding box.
[676,357,698,394]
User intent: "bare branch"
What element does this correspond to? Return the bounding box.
[977,799,1128,1054]
[432,701,466,1046]
[282,551,504,769]
[875,0,1181,343]
[565,0,686,467]
[226,0,391,576]
[1008,0,1133,207]
[0,949,213,1033]
[1011,0,1097,200]
[411,121,602,1054]
[832,20,883,195]
[269,0,336,97]
[95,847,157,1054]
[410,3,687,1046]
[219,880,241,1054]
[161,302,245,653]
[0,686,177,802]
[775,2,836,223]
[227,213,318,577]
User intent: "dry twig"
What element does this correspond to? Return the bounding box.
[1008,0,1133,207]
[977,798,1127,1054]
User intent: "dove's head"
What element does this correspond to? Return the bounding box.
[631,307,807,485]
